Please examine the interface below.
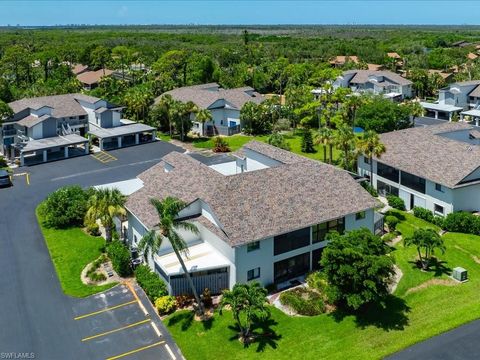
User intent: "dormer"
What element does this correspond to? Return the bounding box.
[30,105,53,117]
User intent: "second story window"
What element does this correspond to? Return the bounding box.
[355,211,366,220]
[435,183,444,192]
[247,267,260,281]
[247,241,260,252]
[364,156,370,165]
[312,218,345,244]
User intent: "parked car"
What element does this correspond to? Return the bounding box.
[0,170,12,187]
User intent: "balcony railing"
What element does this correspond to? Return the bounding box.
[2,129,17,136]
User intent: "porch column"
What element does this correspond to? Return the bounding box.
[84,142,89,154]
[64,146,69,159]
[460,113,464,122]
[20,153,24,166]
[434,110,439,119]
[135,133,139,145]
[448,112,452,121]
[117,136,122,148]
[99,139,104,151]
[476,117,479,127]
[43,150,48,163]
[10,147,15,159]
[152,130,157,141]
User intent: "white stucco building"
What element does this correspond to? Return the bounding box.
[358,122,480,216]
[333,69,413,101]
[155,83,264,136]
[122,141,378,296]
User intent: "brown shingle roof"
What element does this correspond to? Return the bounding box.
[468,85,480,98]
[330,56,359,65]
[126,142,377,246]
[77,69,113,85]
[9,94,90,118]
[345,69,412,86]
[72,64,89,75]
[387,52,401,59]
[377,123,480,188]
[16,114,51,128]
[156,83,264,110]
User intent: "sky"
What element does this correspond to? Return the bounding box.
[1,1,480,26]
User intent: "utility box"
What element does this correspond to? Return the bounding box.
[452,267,468,282]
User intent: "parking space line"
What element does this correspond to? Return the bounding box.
[125,282,149,316]
[81,319,151,342]
[105,341,165,360]
[150,321,162,337]
[165,344,176,360]
[74,300,137,320]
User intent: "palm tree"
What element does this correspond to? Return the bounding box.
[404,229,446,270]
[156,94,175,135]
[333,123,356,170]
[407,101,425,127]
[357,130,386,183]
[138,197,204,315]
[85,188,126,242]
[315,126,334,163]
[219,282,269,342]
[195,108,213,137]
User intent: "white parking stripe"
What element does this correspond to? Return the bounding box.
[150,321,162,337]
[165,344,176,360]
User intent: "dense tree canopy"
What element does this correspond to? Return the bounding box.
[355,96,412,133]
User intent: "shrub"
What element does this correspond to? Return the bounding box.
[413,207,434,223]
[212,136,230,153]
[382,232,397,242]
[135,265,168,302]
[306,271,328,293]
[361,181,378,197]
[88,272,106,282]
[86,223,101,236]
[267,132,291,150]
[443,211,480,235]
[106,241,132,277]
[386,195,406,211]
[42,186,90,228]
[155,295,177,315]
[0,155,7,167]
[385,215,399,231]
[432,216,445,229]
[176,294,193,308]
[279,287,326,316]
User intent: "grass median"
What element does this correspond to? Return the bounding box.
[36,206,116,297]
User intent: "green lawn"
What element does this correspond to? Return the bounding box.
[160,132,341,163]
[166,213,480,360]
[36,207,116,297]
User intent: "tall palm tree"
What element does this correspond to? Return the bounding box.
[315,126,334,163]
[406,101,425,127]
[157,94,175,135]
[85,188,126,242]
[138,197,204,315]
[357,130,386,183]
[333,123,356,170]
[195,108,213,137]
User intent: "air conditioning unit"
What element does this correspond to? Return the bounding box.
[452,267,468,282]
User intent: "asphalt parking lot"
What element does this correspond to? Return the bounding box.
[0,141,184,359]
[73,284,180,360]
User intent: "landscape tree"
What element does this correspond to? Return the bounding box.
[90,45,111,75]
[152,50,189,90]
[41,186,90,229]
[138,197,205,315]
[0,100,13,124]
[219,282,270,343]
[112,46,132,80]
[315,126,334,163]
[334,123,356,170]
[404,229,446,270]
[355,96,411,133]
[171,100,197,141]
[85,188,126,242]
[321,228,395,310]
[195,108,213,137]
[267,131,290,150]
[405,101,425,127]
[357,130,386,182]
[123,84,154,121]
[301,128,316,153]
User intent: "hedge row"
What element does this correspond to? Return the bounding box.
[413,207,480,235]
[135,265,168,302]
[106,241,133,277]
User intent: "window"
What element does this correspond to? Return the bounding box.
[355,211,366,220]
[79,115,86,120]
[435,183,444,192]
[312,248,325,270]
[274,252,310,283]
[274,227,310,255]
[312,218,345,244]
[363,156,370,165]
[377,180,399,197]
[401,171,426,194]
[434,204,444,215]
[247,267,260,281]
[247,241,260,252]
[377,162,399,183]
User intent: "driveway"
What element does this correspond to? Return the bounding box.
[387,319,480,360]
[0,141,183,359]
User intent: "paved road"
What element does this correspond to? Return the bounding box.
[0,142,183,360]
[387,319,480,360]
